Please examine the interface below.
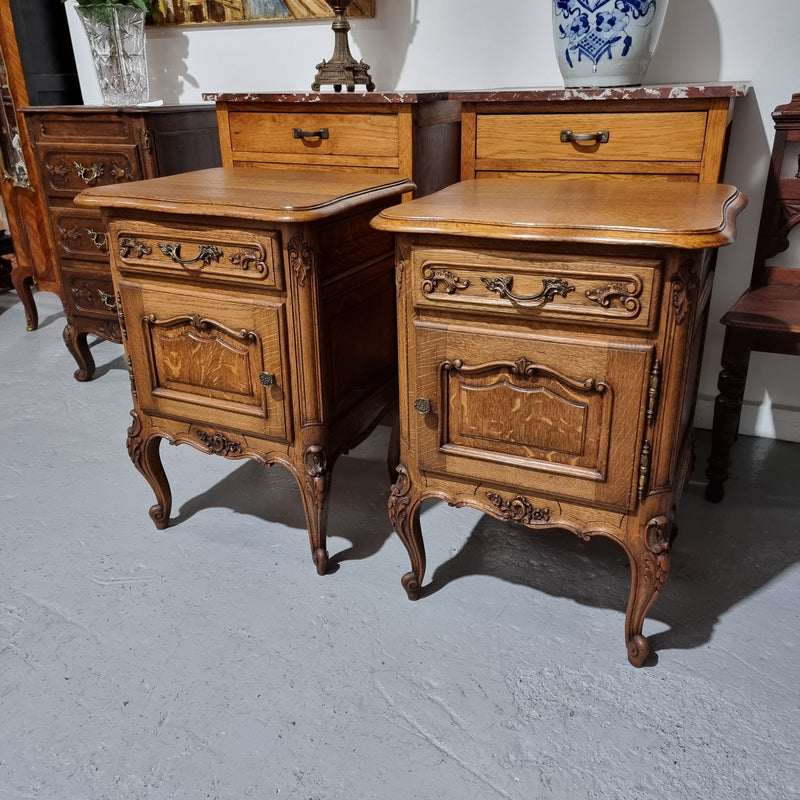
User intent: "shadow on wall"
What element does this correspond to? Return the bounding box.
[146,28,197,104]
[646,0,720,83]
[350,0,417,92]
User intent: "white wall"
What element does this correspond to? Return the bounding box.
[66,0,800,441]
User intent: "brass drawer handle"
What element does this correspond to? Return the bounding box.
[481,276,575,306]
[158,242,223,266]
[292,127,329,140]
[560,130,610,144]
[97,289,117,312]
[73,161,104,184]
[86,229,108,252]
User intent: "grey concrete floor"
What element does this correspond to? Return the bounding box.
[1,289,799,800]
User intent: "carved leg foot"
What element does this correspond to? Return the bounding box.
[63,322,96,382]
[388,464,426,600]
[705,330,750,502]
[9,258,38,332]
[624,516,674,667]
[126,411,172,529]
[299,444,331,576]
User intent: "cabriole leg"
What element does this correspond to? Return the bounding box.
[388,464,427,600]
[126,411,172,529]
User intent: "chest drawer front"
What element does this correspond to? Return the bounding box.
[50,206,110,264]
[411,324,652,511]
[412,248,662,330]
[29,114,137,144]
[40,146,142,197]
[474,111,707,172]
[62,265,116,318]
[227,111,400,163]
[119,282,292,441]
[112,222,282,289]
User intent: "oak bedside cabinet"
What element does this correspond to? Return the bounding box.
[455,83,748,183]
[76,167,412,575]
[22,104,221,380]
[372,177,745,666]
[208,92,461,198]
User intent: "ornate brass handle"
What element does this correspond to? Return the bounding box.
[414,398,432,415]
[560,130,610,144]
[481,276,575,306]
[73,161,104,184]
[158,242,223,266]
[97,289,117,312]
[86,229,108,252]
[292,127,329,140]
[258,372,275,387]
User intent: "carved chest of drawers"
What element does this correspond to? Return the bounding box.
[455,83,748,182]
[372,177,745,666]
[208,91,462,198]
[76,167,412,573]
[22,105,221,380]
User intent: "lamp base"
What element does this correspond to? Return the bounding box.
[311,1,374,93]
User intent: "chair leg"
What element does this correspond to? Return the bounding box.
[705,328,750,502]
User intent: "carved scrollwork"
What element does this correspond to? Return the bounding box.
[46,158,70,183]
[395,254,405,298]
[585,279,642,314]
[643,516,672,592]
[229,245,268,275]
[288,231,314,286]
[110,161,134,182]
[486,492,551,526]
[126,411,143,465]
[193,428,243,457]
[304,445,328,508]
[388,464,412,530]
[421,265,470,294]
[671,258,698,325]
[119,238,152,259]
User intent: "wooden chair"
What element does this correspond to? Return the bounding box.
[705,94,800,501]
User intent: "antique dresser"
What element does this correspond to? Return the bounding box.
[21,105,221,380]
[76,167,412,574]
[207,91,462,198]
[372,177,745,666]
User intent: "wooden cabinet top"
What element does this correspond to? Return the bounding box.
[75,166,414,222]
[372,177,746,249]
[204,91,451,105]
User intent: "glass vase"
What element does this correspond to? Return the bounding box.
[76,4,149,105]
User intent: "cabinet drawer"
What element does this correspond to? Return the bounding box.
[474,111,707,174]
[411,324,652,511]
[227,111,400,166]
[111,221,283,289]
[28,113,137,144]
[50,206,110,263]
[39,146,142,197]
[119,281,292,441]
[412,248,662,330]
[62,265,116,319]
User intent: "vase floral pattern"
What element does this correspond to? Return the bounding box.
[552,0,667,88]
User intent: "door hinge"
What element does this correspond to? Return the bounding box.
[140,128,154,153]
[637,441,651,501]
[127,354,137,399]
[117,291,127,339]
[646,358,661,425]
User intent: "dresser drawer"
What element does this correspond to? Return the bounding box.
[50,206,109,263]
[61,264,116,319]
[473,111,708,176]
[39,146,142,198]
[412,247,662,331]
[111,221,283,289]
[226,110,400,167]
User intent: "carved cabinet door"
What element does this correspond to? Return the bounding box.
[118,280,293,443]
[409,323,654,512]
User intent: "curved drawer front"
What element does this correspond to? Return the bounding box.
[62,265,116,318]
[412,248,662,330]
[227,111,399,166]
[41,146,142,197]
[474,111,707,174]
[112,221,282,288]
[50,207,110,263]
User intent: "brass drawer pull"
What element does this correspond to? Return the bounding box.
[293,127,330,140]
[560,130,610,144]
[73,161,104,184]
[158,242,223,266]
[86,229,108,252]
[481,275,575,306]
[258,372,275,387]
[97,289,117,312]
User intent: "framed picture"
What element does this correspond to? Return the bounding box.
[152,1,375,25]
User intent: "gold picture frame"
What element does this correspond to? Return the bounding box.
[152,1,374,25]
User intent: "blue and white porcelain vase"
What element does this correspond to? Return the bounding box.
[552,0,669,88]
